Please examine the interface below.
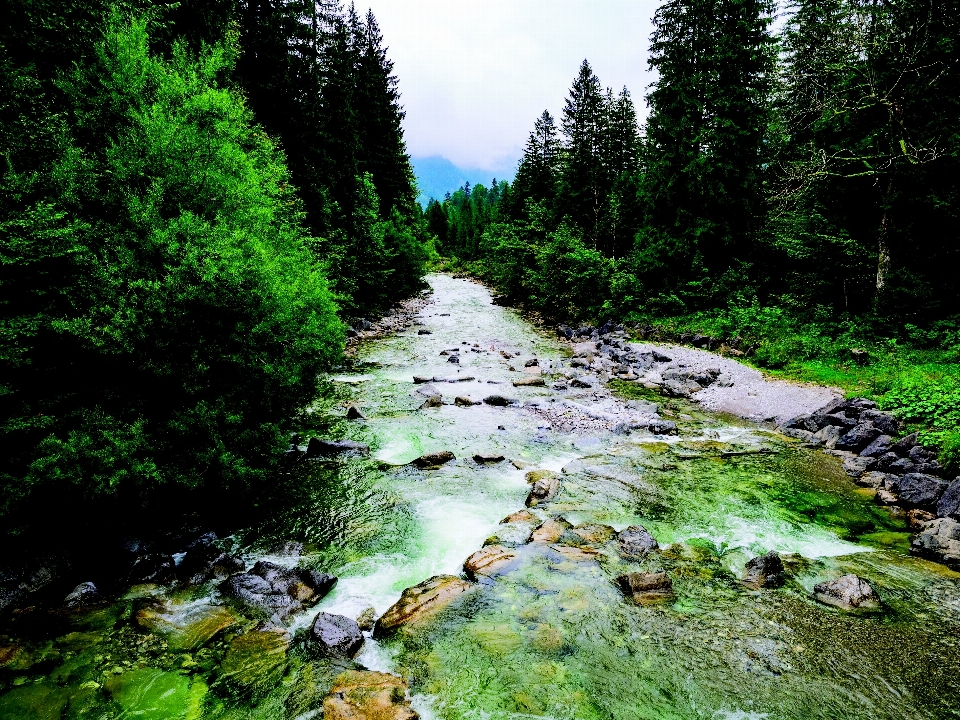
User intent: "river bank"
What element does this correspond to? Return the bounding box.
[2,273,959,719]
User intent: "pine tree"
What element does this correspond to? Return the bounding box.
[510,110,560,217]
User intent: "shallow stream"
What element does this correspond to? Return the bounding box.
[2,274,959,719]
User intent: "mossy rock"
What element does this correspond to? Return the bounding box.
[218,626,291,697]
[0,682,69,720]
[136,600,240,651]
[103,667,204,720]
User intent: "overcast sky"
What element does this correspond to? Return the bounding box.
[370,0,661,174]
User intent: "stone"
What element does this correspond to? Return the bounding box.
[813,425,842,449]
[822,413,858,428]
[741,551,786,589]
[843,456,877,477]
[501,510,537,524]
[512,377,545,387]
[346,405,367,420]
[875,488,899,505]
[936,477,960,519]
[529,517,573,543]
[857,471,893,490]
[525,469,558,484]
[306,438,369,457]
[219,565,336,620]
[860,435,893,458]
[373,575,475,639]
[129,553,176,585]
[322,671,419,720]
[63,582,100,610]
[617,526,659,559]
[911,518,960,568]
[219,625,291,696]
[907,509,936,531]
[136,599,239,651]
[356,607,376,632]
[835,423,881,453]
[419,394,442,409]
[447,355,460,364]
[455,396,480,406]
[412,375,432,384]
[887,473,948,508]
[525,474,560,507]
[785,428,818,443]
[889,457,919,474]
[860,410,899,437]
[177,543,244,586]
[473,454,505,464]
[309,612,364,659]
[570,377,594,389]
[813,575,880,610]
[662,379,700,398]
[567,523,615,546]
[410,451,455,469]
[891,432,918,455]
[616,572,674,604]
[483,395,516,406]
[417,329,432,335]
[462,545,517,580]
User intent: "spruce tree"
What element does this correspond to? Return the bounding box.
[510,110,560,217]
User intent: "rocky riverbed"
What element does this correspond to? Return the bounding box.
[1,274,959,720]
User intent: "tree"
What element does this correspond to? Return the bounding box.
[510,110,561,216]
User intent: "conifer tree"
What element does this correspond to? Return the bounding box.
[510,110,560,217]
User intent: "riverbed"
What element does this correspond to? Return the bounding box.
[1,274,959,719]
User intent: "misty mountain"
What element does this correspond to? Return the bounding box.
[411,155,516,205]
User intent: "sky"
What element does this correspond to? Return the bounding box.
[371,0,661,175]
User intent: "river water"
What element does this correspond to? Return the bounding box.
[2,274,959,719]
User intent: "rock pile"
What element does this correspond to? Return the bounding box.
[219,561,337,622]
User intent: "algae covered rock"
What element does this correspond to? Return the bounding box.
[566,523,615,547]
[323,670,419,720]
[136,599,239,651]
[373,575,475,639]
[813,574,880,610]
[219,624,291,695]
[463,545,517,580]
[525,474,560,507]
[529,516,572,543]
[616,572,674,604]
[410,451,456,469]
[741,551,786,589]
[103,667,201,720]
[617,525,659,559]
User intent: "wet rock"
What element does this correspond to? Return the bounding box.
[662,379,700,398]
[412,375,432,384]
[616,572,674,604]
[63,582,100,610]
[346,405,367,420]
[219,564,336,620]
[473,453,504,464]
[525,474,560,507]
[410,451,455,468]
[483,394,516,406]
[647,419,679,435]
[843,456,877,477]
[512,376,545,387]
[306,438,369,457]
[529,516,573,543]
[857,471,893,489]
[887,473,948,508]
[911,518,960,568]
[309,612,364,659]
[463,545,517,580]
[373,575,475,639]
[219,573,297,620]
[136,599,239,651]
[271,541,304,557]
[501,509,538,524]
[617,525,659,559]
[785,428,819,443]
[129,553,176,585]
[835,423,881,453]
[322,670,419,720]
[455,395,480,406]
[813,575,880,610]
[907,509,936,531]
[417,329,432,335]
[447,355,460,364]
[936,477,960,519]
[741,551,786,589]
[567,524,615,547]
[419,394,442,409]
[356,607,376,632]
[782,414,819,433]
[177,543,244,586]
[219,624,291,696]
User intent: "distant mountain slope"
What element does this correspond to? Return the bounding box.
[411,155,516,205]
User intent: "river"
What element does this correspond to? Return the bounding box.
[1,274,959,719]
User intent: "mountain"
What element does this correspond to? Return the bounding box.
[411,155,516,205]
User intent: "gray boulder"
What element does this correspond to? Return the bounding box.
[890,432,918,455]
[835,423,881,453]
[936,477,960,519]
[888,473,949,507]
[911,518,960,568]
[483,395,516,407]
[843,456,877,477]
[742,551,785,589]
[860,410,899,436]
[617,526,659,559]
[813,574,880,610]
[860,435,893,458]
[309,612,364,659]
[64,582,101,609]
[411,451,456,468]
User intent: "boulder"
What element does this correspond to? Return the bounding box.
[373,575,475,639]
[309,612,364,659]
[219,573,299,620]
[842,456,877,477]
[567,523,615,547]
[136,599,239,651]
[219,625,291,696]
[617,526,659,559]
[346,405,367,420]
[501,509,538,524]
[177,542,244,586]
[936,477,960,519]
[526,474,561,507]
[813,425,842,449]
[63,582,100,610]
[129,553,177,585]
[306,438,369,457]
[875,488,899,505]
[570,376,594,389]
[662,379,701,398]
[219,564,336,620]
[889,457,920,474]
[821,413,858,429]
[859,410,899,437]
[860,435,893,458]
[410,451,456,469]
[911,517,960,568]
[813,575,880,610]
[454,396,480,406]
[887,473,948,508]
[512,377,545,387]
[473,454,505,464]
[525,358,539,367]
[529,517,573,543]
[419,394,442,409]
[356,607,376,632]
[322,671,419,720]
[412,375,432,384]
[741,551,785,589]
[447,355,460,364]
[835,423,881,453]
[462,545,517,580]
[857,471,893,490]
[906,509,936,531]
[890,432,919,455]
[483,395,516,407]
[616,572,674,604]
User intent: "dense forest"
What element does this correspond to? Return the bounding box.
[0,0,431,541]
[428,0,960,465]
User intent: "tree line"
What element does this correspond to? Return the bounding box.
[0,0,431,540]
[429,0,959,329]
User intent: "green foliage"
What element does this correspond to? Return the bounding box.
[0,13,343,532]
[881,374,960,473]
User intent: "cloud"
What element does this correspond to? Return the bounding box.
[371,0,659,171]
